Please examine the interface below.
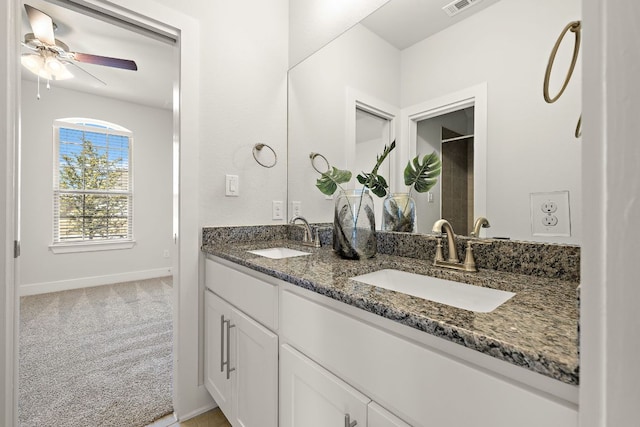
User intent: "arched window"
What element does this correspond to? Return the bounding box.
[51,118,134,252]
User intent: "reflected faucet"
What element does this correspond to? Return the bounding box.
[470,217,491,238]
[289,216,321,248]
[431,219,481,272]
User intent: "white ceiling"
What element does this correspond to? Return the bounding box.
[19,0,499,109]
[20,0,175,110]
[361,0,502,50]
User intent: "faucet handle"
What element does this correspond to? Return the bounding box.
[311,228,321,248]
[462,241,478,272]
[434,237,445,262]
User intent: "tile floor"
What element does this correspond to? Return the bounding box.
[147,408,231,427]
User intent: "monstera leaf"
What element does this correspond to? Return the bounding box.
[356,141,396,198]
[315,167,352,196]
[404,152,442,193]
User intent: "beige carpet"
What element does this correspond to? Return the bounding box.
[19,277,174,427]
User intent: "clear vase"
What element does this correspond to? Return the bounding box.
[333,189,377,259]
[381,193,417,233]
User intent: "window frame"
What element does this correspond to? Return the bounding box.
[50,118,135,253]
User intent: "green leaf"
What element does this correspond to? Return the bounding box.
[404,151,442,193]
[355,141,396,198]
[315,166,352,195]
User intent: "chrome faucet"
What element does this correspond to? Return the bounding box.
[470,217,491,238]
[289,216,321,248]
[431,219,480,272]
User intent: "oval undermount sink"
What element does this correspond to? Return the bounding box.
[350,269,515,313]
[247,247,312,259]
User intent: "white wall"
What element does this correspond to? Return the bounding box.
[288,24,400,223]
[581,0,640,425]
[1,0,18,423]
[151,0,289,228]
[401,0,582,244]
[289,0,389,67]
[19,80,173,294]
[190,0,289,227]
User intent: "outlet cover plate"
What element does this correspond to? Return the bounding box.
[530,191,571,237]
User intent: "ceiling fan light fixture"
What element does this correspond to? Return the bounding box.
[21,52,73,80]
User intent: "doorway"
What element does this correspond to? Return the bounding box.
[416,107,475,234]
[17,0,178,425]
[355,107,393,229]
[401,83,487,235]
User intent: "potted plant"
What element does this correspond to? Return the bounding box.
[315,141,396,259]
[381,151,442,233]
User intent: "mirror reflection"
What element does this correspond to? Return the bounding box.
[288,0,581,244]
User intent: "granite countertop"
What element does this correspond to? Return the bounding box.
[201,239,579,386]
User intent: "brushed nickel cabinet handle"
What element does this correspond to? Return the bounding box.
[344,413,357,427]
[220,315,225,373]
[225,319,236,379]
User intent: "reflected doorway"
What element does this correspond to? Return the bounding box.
[355,107,393,229]
[416,107,474,234]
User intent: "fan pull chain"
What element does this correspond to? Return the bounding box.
[46,79,50,90]
[36,75,41,100]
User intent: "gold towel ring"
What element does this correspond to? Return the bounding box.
[252,143,277,168]
[544,20,581,104]
[309,152,330,174]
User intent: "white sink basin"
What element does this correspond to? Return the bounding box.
[350,269,515,313]
[247,247,312,259]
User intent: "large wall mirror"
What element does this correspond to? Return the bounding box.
[288,0,582,245]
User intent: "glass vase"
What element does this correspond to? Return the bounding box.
[333,189,377,259]
[381,193,417,233]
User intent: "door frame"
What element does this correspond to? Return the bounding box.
[3,0,211,424]
[399,82,488,223]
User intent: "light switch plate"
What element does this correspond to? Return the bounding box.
[272,201,284,220]
[530,191,571,236]
[291,201,302,217]
[225,174,239,197]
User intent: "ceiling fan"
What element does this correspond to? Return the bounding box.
[21,4,137,86]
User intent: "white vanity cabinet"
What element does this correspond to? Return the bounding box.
[368,403,411,427]
[280,344,370,427]
[280,343,409,427]
[280,286,578,427]
[204,258,278,427]
[204,255,578,427]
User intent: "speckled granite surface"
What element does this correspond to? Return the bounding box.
[201,225,580,386]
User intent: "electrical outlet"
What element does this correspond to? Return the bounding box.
[292,201,302,217]
[272,201,284,220]
[530,191,571,236]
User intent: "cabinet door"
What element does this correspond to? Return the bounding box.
[280,344,370,427]
[368,402,411,427]
[204,290,233,418]
[231,306,278,427]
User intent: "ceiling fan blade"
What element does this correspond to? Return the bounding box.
[24,4,56,46]
[63,61,107,86]
[20,41,38,51]
[72,52,138,71]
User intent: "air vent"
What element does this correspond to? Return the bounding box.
[442,0,483,17]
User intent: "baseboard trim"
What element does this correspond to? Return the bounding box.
[177,403,218,423]
[19,268,173,296]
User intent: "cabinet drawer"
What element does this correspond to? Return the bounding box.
[281,289,577,427]
[205,257,278,331]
